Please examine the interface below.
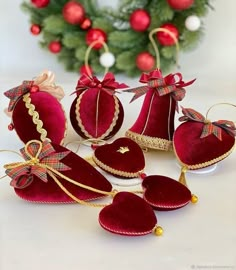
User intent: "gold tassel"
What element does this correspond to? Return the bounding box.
[179,166,188,187]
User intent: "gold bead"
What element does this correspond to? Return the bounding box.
[154,226,163,236]
[191,194,198,204]
[31,157,39,165]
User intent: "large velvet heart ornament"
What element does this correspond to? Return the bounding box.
[173,108,235,170]
[70,73,128,140]
[142,175,192,211]
[99,192,157,236]
[93,137,145,178]
[12,143,112,203]
[12,92,67,145]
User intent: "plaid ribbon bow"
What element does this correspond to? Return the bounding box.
[179,107,236,140]
[5,140,71,189]
[72,72,128,96]
[125,69,195,106]
[4,80,34,112]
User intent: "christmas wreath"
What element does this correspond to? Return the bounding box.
[22,0,212,76]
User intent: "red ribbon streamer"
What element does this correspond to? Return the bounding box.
[125,69,195,106]
[72,72,129,96]
[179,107,236,140]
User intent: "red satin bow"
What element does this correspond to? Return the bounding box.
[5,141,71,189]
[4,80,34,112]
[179,107,236,140]
[125,69,195,105]
[73,72,128,96]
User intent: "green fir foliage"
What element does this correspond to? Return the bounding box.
[21,0,212,76]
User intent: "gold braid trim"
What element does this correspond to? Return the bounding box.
[23,93,48,141]
[75,91,120,140]
[92,154,144,178]
[173,143,235,170]
[125,130,173,151]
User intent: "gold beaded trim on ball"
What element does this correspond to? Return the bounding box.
[92,154,144,178]
[75,92,120,140]
[125,130,173,151]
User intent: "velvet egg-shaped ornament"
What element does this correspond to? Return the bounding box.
[4,71,67,145]
[70,72,128,140]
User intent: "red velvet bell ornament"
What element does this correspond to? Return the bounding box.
[4,71,67,145]
[70,72,128,140]
[125,69,195,151]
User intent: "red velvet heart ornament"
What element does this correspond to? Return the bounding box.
[93,137,145,178]
[142,175,192,211]
[6,142,112,203]
[99,192,157,236]
[70,73,128,140]
[173,108,236,170]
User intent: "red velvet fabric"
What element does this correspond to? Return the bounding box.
[14,143,112,203]
[93,137,145,178]
[173,122,235,168]
[12,92,66,144]
[70,88,124,139]
[99,192,157,236]
[129,88,176,140]
[142,175,191,211]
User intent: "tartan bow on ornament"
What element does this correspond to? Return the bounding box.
[125,69,195,107]
[179,107,236,141]
[73,72,129,96]
[5,140,71,189]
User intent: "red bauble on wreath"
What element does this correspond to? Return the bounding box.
[85,28,107,50]
[70,73,128,140]
[167,0,194,10]
[136,52,155,71]
[30,24,41,35]
[31,0,50,8]
[156,23,179,46]
[129,9,151,32]
[62,1,85,25]
[80,18,92,30]
[79,65,93,76]
[48,41,62,53]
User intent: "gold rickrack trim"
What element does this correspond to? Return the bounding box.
[75,91,120,140]
[125,130,173,151]
[92,154,144,178]
[173,143,235,170]
[23,93,67,145]
[23,93,48,141]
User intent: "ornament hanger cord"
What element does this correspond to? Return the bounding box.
[149,28,179,69]
[84,40,110,77]
[206,103,236,120]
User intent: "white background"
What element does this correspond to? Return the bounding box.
[0,1,236,270]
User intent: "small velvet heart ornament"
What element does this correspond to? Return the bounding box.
[4,71,67,145]
[93,137,145,178]
[142,175,192,211]
[4,141,112,203]
[173,108,236,170]
[70,72,128,140]
[99,192,157,236]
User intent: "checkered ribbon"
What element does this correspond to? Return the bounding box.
[179,107,236,140]
[5,140,71,189]
[4,80,34,112]
[72,72,128,96]
[124,69,195,105]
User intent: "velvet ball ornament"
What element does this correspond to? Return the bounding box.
[167,0,194,10]
[62,1,85,25]
[31,0,50,8]
[4,71,67,145]
[156,23,179,46]
[125,69,195,151]
[136,52,155,71]
[173,107,236,171]
[4,140,112,203]
[93,137,145,178]
[70,72,128,140]
[85,28,107,50]
[129,9,151,32]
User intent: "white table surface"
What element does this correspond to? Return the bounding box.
[0,73,236,270]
